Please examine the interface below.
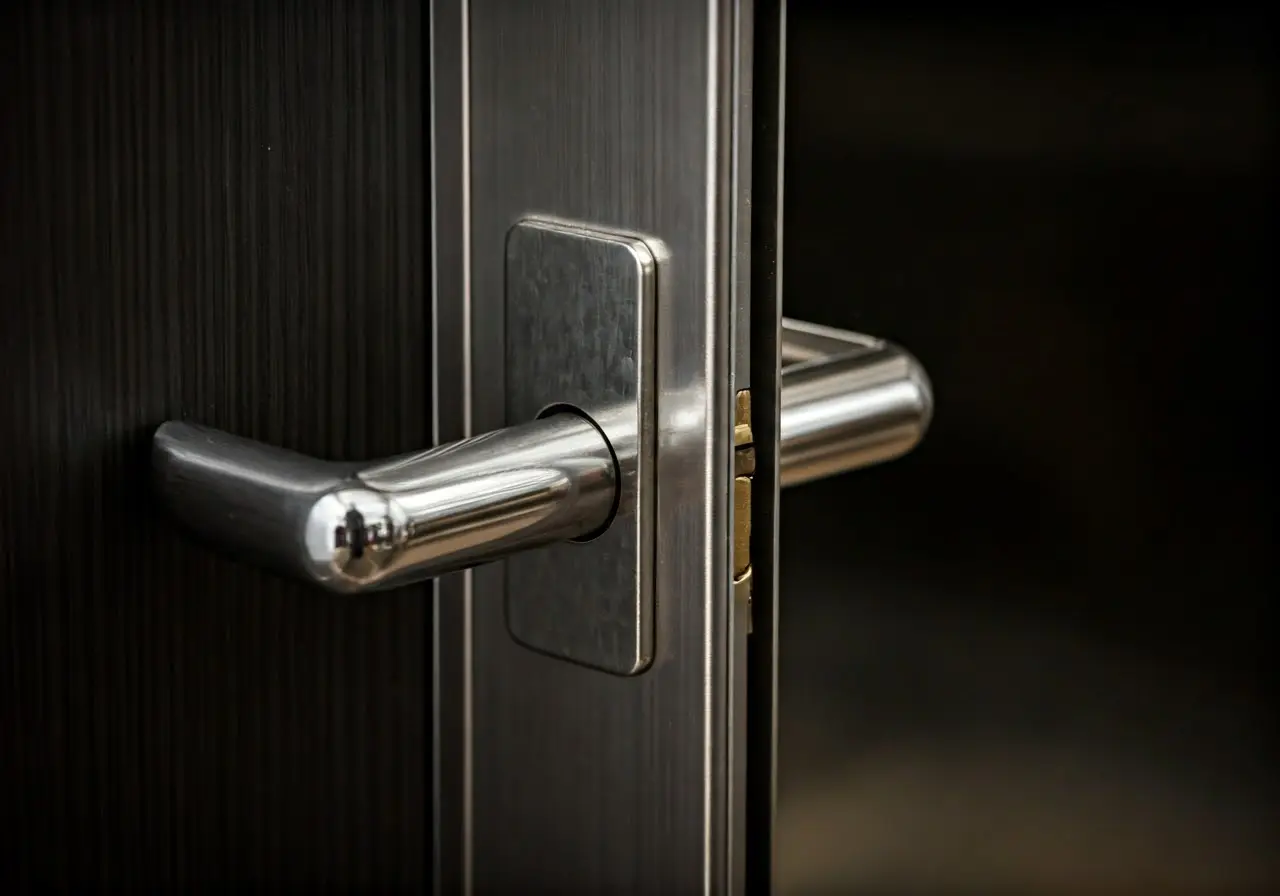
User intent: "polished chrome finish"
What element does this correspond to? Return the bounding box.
[780,315,880,365]
[780,318,933,487]
[152,413,615,594]
[151,318,930,596]
[504,218,657,675]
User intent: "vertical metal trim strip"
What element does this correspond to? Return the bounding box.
[429,0,473,891]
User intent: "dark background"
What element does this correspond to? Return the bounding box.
[778,7,1276,892]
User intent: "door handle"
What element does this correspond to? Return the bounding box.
[152,317,930,594]
[776,318,932,488]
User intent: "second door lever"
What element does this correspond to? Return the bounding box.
[153,318,931,595]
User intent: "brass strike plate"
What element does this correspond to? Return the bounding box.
[734,389,753,633]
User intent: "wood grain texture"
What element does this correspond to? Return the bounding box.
[0,2,427,888]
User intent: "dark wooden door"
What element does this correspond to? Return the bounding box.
[1,3,428,888]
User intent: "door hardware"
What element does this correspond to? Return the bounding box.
[152,222,932,674]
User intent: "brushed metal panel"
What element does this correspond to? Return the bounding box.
[432,0,751,891]
[428,0,471,890]
[504,219,657,676]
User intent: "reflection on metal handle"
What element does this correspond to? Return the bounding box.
[779,318,932,487]
[153,413,616,594]
[151,320,930,592]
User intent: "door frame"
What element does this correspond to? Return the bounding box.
[430,0,781,891]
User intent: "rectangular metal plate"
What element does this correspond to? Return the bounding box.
[432,0,754,890]
[504,218,656,675]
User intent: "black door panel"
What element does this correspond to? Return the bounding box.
[1,3,428,888]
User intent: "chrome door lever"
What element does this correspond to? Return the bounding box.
[153,411,618,594]
[152,318,930,594]
[778,317,932,487]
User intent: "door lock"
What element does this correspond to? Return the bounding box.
[152,219,932,673]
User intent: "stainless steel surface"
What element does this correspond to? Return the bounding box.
[150,316,930,601]
[780,318,933,487]
[427,0,470,888]
[152,414,615,593]
[450,0,751,891]
[504,218,657,675]
[779,315,879,365]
